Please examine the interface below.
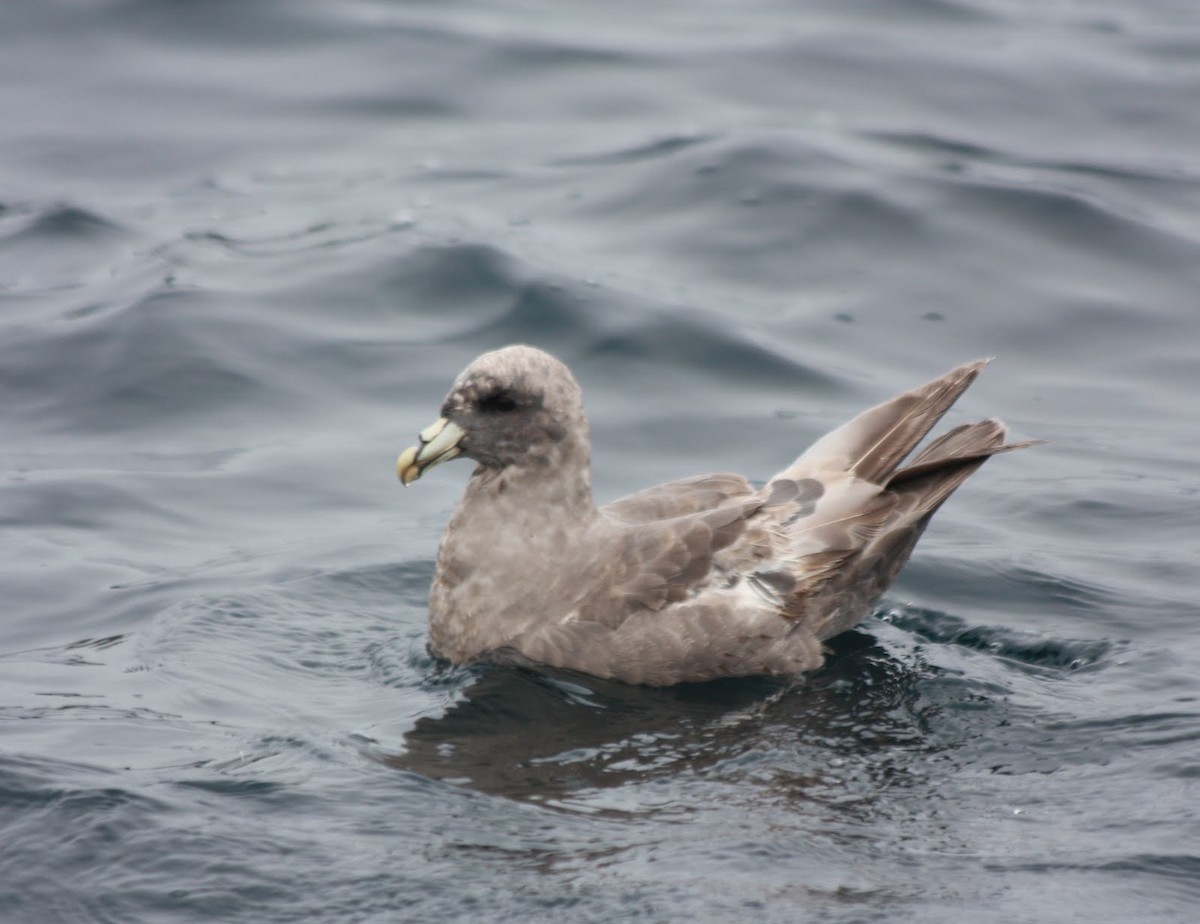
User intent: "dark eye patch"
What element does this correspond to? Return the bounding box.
[477,390,518,413]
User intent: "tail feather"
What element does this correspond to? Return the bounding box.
[888,420,1045,491]
[800,417,1042,641]
[781,359,991,484]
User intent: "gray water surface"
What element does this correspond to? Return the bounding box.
[2,2,1199,922]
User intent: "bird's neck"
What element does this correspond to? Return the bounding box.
[461,453,596,522]
[429,452,601,660]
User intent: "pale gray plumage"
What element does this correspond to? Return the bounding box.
[396,345,1037,686]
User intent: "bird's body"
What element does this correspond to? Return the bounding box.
[397,346,1036,686]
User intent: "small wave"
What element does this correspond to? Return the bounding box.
[996,853,1200,899]
[871,128,1200,187]
[297,241,535,346]
[0,202,134,294]
[1048,710,1200,752]
[0,284,279,436]
[879,603,1112,671]
[550,132,722,168]
[583,311,840,393]
[174,777,289,798]
[141,561,433,696]
[939,179,1199,267]
[0,754,157,814]
[29,205,124,237]
[185,216,410,258]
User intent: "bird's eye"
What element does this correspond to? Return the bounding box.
[478,391,518,413]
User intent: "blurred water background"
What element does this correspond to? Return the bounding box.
[2,1,1199,921]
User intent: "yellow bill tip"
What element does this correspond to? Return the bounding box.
[396,445,421,486]
[397,418,466,486]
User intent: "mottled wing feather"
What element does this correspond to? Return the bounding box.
[746,474,899,624]
[601,473,756,524]
[577,498,763,628]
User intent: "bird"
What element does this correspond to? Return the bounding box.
[396,345,1037,686]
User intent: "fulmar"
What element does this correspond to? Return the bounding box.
[396,345,1037,686]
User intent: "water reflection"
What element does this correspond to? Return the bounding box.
[383,628,944,810]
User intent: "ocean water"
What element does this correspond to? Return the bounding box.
[2,1,1198,921]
